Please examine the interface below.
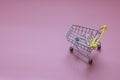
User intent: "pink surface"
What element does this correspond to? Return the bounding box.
[0,0,120,80]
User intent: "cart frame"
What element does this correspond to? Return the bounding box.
[66,25,107,64]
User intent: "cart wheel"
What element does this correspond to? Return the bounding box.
[88,58,93,64]
[97,44,101,50]
[70,47,73,52]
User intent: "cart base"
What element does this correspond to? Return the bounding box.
[69,47,93,64]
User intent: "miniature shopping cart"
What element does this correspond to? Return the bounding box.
[66,25,107,64]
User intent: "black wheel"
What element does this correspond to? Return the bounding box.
[97,44,101,50]
[88,58,93,64]
[70,47,73,52]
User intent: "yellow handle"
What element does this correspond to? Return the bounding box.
[92,25,107,48]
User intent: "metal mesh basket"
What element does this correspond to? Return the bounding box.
[66,25,107,64]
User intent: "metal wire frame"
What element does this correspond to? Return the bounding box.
[66,25,102,55]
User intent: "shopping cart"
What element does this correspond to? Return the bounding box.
[66,25,107,64]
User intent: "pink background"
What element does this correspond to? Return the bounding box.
[0,0,120,80]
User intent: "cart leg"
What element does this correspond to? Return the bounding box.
[88,58,93,64]
[70,47,73,52]
[87,54,93,64]
[69,44,74,52]
[97,42,101,50]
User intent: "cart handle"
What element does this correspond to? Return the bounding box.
[89,25,107,48]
